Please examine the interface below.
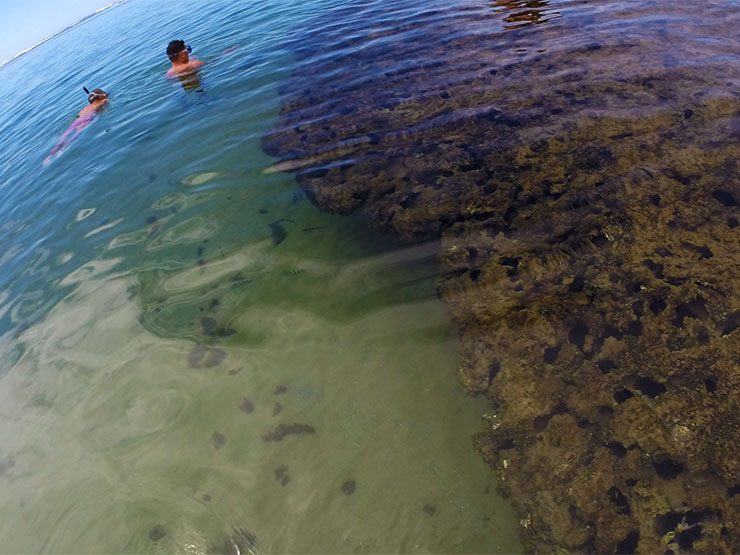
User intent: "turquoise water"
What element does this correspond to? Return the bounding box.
[0,0,522,552]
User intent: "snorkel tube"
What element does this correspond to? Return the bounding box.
[83,86,109,104]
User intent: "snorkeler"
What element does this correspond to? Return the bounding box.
[43,87,109,166]
[166,39,205,90]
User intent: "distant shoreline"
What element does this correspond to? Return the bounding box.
[0,0,129,69]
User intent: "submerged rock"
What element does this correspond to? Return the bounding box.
[274,465,290,486]
[262,0,740,551]
[200,313,237,339]
[188,344,227,369]
[341,480,356,496]
[212,431,226,449]
[261,423,316,442]
[422,503,437,516]
[268,220,295,245]
[148,525,166,542]
[239,398,255,414]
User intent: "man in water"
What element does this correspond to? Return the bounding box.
[44,88,109,165]
[166,39,204,90]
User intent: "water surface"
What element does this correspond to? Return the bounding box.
[260,0,739,553]
[0,0,524,552]
[4,0,737,552]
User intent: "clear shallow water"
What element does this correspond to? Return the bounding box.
[0,0,523,553]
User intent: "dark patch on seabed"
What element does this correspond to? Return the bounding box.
[188,344,227,368]
[341,479,357,495]
[261,423,316,442]
[262,0,740,551]
[148,525,166,542]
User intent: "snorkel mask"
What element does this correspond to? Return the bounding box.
[83,86,109,103]
[166,40,193,61]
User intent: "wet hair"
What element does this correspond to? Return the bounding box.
[88,88,108,103]
[167,39,187,60]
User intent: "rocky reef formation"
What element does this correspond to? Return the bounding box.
[262,0,739,552]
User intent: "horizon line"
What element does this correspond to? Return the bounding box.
[0,0,128,69]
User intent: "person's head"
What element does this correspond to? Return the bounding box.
[87,88,109,106]
[167,39,192,63]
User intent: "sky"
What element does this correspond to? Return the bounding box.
[0,0,112,63]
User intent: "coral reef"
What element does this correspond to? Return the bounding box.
[262,0,739,552]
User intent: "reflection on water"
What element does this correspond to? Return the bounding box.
[489,0,559,29]
[0,230,523,553]
[177,71,205,92]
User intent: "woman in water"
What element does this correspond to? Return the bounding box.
[43,88,109,165]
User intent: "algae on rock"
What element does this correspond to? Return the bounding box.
[262,0,740,551]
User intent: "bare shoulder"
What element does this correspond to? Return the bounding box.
[78,105,94,118]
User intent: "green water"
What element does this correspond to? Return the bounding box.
[0,0,521,551]
[0,233,521,553]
